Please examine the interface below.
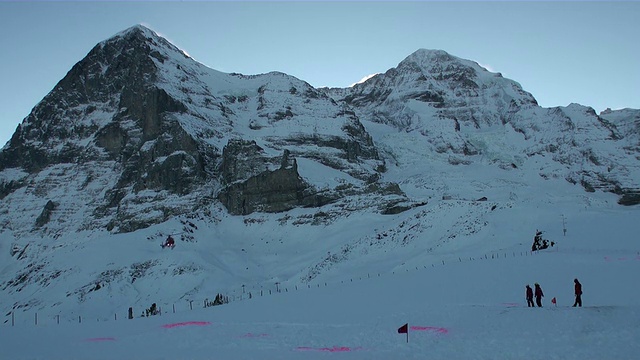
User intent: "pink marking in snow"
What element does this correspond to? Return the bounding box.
[161,321,211,329]
[84,337,116,342]
[618,257,628,261]
[240,333,269,338]
[410,326,449,334]
[296,346,360,352]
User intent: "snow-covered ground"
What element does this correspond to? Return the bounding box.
[2,202,639,359]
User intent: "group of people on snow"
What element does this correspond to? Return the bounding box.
[525,278,582,307]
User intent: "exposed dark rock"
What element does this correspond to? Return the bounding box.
[380,200,427,215]
[35,200,58,228]
[218,164,315,215]
[618,191,640,206]
[0,179,25,200]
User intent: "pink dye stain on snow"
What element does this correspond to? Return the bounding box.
[410,326,449,334]
[240,333,269,338]
[161,321,211,329]
[296,346,360,352]
[84,337,116,342]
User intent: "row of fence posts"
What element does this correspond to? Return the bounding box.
[9,247,614,328]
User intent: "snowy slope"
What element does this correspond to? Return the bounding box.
[2,204,639,359]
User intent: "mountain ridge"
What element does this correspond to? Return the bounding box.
[0,25,638,317]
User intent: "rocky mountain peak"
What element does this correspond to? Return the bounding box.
[0,25,401,236]
[0,24,192,170]
[398,48,457,68]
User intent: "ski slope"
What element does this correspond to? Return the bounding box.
[2,206,639,360]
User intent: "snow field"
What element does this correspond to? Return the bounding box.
[3,233,639,360]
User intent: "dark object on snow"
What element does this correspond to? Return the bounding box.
[161,236,175,249]
[573,279,583,307]
[146,303,159,317]
[204,293,229,308]
[525,285,534,307]
[213,293,229,306]
[128,307,133,319]
[531,230,542,251]
[476,196,488,201]
[531,230,553,251]
[534,283,544,307]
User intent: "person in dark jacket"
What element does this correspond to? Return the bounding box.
[573,278,582,307]
[526,285,534,307]
[534,283,544,307]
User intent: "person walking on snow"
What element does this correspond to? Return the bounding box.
[573,278,582,307]
[526,285,534,307]
[534,283,544,307]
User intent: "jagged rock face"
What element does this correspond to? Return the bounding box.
[0,29,638,236]
[599,108,640,204]
[0,25,392,235]
[217,140,340,215]
[35,200,58,228]
[0,26,219,234]
[1,27,166,171]
[324,49,640,203]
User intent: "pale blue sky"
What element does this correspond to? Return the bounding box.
[1,1,638,146]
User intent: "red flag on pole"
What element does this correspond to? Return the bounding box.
[398,323,409,343]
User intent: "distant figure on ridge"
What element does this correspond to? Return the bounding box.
[534,283,544,307]
[526,285,534,307]
[573,278,582,307]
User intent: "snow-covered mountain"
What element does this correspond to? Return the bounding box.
[0,25,638,321]
[325,49,639,200]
